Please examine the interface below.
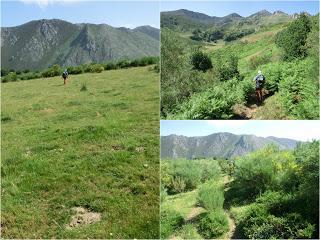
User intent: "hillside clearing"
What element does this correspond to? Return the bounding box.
[1,66,159,238]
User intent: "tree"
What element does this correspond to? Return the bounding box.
[191,51,213,72]
[275,13,311,60]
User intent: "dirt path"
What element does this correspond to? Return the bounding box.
[225,210,236,239]
[223,175,236,239]
[185,207,206,222]
[233,102,259,119]
[233,90,271,119]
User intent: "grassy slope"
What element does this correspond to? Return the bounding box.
[205,24,288,119]
[2,67,159,238]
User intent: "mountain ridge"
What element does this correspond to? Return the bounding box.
[1,19,159,70]
[161,133,299,159]
[161,9,300,31]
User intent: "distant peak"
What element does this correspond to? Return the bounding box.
[273,10,287,15]
[225,13,243,18]
[248,9,272,18]
[257,9,272,15]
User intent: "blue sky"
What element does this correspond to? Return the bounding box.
[160,120,320,141]
[161,1,319,17]
[1,1,160,28]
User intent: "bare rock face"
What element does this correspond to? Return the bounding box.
[66,207,101,229]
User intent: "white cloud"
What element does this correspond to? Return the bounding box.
[19,0,79,9]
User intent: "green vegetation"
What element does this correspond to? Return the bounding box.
[229,142,319,239]
[161,13,319,119]
[161,141,319,239]
[2,67,159,238]
[1,56,159,83]
[161,159,228,239]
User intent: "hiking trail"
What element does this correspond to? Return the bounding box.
[233,90,271,119]
[223,175,236,239]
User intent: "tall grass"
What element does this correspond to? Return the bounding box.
[197,181,224,211]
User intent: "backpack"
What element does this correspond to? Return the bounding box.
[257,74,265,83]
[62,71,68,78]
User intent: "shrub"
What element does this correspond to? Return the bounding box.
[171,176,187,193]
[67,66,83,74]
[230,146,286,201]
[80,83,87,91]
[178,78,245,119]
[116,59,131,68]
[275,14,311,60]
[161,159,221,194]
[241,211,314,239]
[2,72,17,82]
[91,64,104,73]
[42,64,61,78]
[213,53,240,81]
[190,51,213,72]
[1,69,9,77]
[161,29,205,117]
[18,72,41,80]
[198,182,224,211]
[197,211,229,238]
[178,224,202,239]
[160,209,184,239]
[104,62,117,70]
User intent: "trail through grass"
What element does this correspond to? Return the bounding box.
[1,66,159,238]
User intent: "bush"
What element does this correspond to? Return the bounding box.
[42,64,61,78]
[67,66,83,74]
[177,78,245,119]
[2,72,18,82]
[213,53,240,81]
[241,211,314,239]
[197,211,229,238]
[161,29,206,117]
[198,182,224,211]
[161,159,221,194]
[104,62,117,70]
[224,29,254,42]
[116,59,131,69]
[190,51,213,72]
[1,69,9,77]
[160,209,184,239]
[18,72,41,80]
[229,146,297,202]
[275,14,311,61]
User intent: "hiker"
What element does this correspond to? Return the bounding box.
[253,70,265,102]
[62,69,69,85]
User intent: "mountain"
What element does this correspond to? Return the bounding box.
[161,133,299,159]
[161,9,294,31]
[1,19,159,71]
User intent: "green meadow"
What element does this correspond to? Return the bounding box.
[1,66,159,238]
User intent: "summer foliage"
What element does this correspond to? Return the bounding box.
[161,13,319,119]
[161,141,319,239]
[1,56,159,83]
[2,67,159,238]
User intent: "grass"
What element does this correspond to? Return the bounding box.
[1,66,159,238]
[162,190,198,219]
